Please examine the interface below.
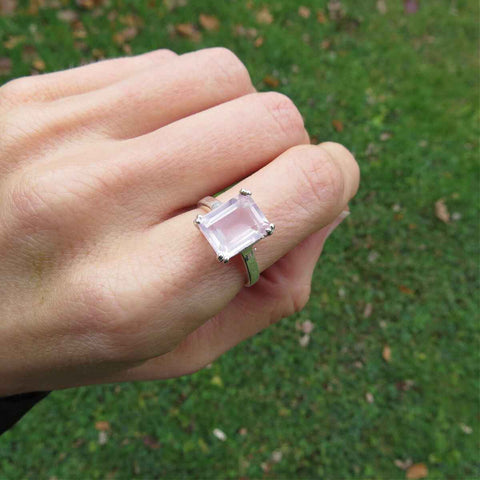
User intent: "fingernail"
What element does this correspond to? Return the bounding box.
[325,210,350,240]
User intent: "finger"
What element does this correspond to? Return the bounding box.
[95,142,358,361]
[50,47,256,140]
[104,92,309,223]
[93,213,350,383]
[1,49,178,104]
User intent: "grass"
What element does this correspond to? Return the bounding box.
[0,0,479,478]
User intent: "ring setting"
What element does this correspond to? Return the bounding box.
[194,189,274,286]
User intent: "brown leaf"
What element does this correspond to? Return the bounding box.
[435,199,450,223]
[254,36,264,48]
[95,421,110,431]
[199,14,220,31]
[332,119,344,132]
[0,0,16,15]
[394,458,413,470]
[256,6,273,24]
[142,435,161,449]
[57,9,79,22]
[32,58,46,71]
[317,10,327,24]
[327,0,345,21]
[163,0,188,11]
[0,57,12,75]
[398,285,414,295]
[298,6,311,18]
[263,75,279,88]
[175,23,202,42]
[4,35,25,49]
[321,39,332,50]
[113,26,138,45]
[406,463,428,479]
[382,345,391,363]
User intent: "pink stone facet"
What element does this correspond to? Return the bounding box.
[198,194,270,259]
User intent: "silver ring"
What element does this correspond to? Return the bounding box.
[194,188,275,287]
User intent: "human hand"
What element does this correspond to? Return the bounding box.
[0,48,359,395]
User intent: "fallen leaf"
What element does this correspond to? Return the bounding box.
[4,35,25,49]
[332,119,344,132]
[382,345,392,363]
[363,303,373,318]
[0,57,12,75]
[0,0,17,15]
[380,132,392,141]
[365,392,374,403]
[394,458,413,470]
[233,25,258,39]
[376,0,387,14]
[238,427,248,436]
[254,36,264,47]
[213,428,227,441]
[406,463,428,479]
[435,199,450,223]
[321,39,332,50]
[298,6,311,18]
[113,26,138,45]
[398,285,414,295]
[256,6,273,24]
[142,435,161,449]
[199,14,220,31]
[95,421,110,431]
[263,75,279,88]
[404,0,419,14]
[32,58,46,71]
[175,23,202,42]
[317,10,327,23]
[163,0,187,10]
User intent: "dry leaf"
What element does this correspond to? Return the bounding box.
[321,39,332,50]
[365,392,374,403]
[298,6,311,18]
[238,427,248,436]
[406,463,428,479]
[382,345,391,363]
[199,14,220,31]
[95,420,110,431]
[299,334,310,347]
[327,0,345,20]
[57,9,79,22]
[113,26,138,45]
[256,6,273,24]
[363,303,373,318]
[4,35,25,49]
[398,285,414,295]
[332,119,344,132]
[142,435,161,449]
[317,10,327,23]
[376,0,387,14]
[175,23,202,42]
[0,0,17,15]
[263,75,279,88]
[254,36,264,48]
[163,0,187,10]
[32,58,46,71]
[435,199,450,223]
[0,57,12,75]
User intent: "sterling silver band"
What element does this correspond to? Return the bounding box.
[197,194,260,287]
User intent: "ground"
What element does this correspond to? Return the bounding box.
[0,0,478,479]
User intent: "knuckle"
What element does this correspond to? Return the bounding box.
[0,77,35,107]
[205,47,252,93]
[260,91,305,138]
[292,145,346,210]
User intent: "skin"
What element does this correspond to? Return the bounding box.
[0,48,359,396]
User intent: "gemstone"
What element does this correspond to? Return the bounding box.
[198,193,271,260]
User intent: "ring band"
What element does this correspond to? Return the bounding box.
[195,189,274,287]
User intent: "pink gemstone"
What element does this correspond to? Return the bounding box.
[198,194,271,259]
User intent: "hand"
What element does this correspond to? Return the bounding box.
[0,48,359,395]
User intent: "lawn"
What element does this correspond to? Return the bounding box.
[0,1,478,479]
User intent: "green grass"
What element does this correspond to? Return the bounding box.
[1,1,479,478]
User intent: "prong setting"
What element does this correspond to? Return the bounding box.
[240,188,252,196]
[194,214,204,225]
[217,254,230,263]
[265,223,275,236]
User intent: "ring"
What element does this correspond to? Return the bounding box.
[194,188,275,287]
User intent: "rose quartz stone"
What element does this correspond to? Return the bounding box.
[198,194,270,259]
